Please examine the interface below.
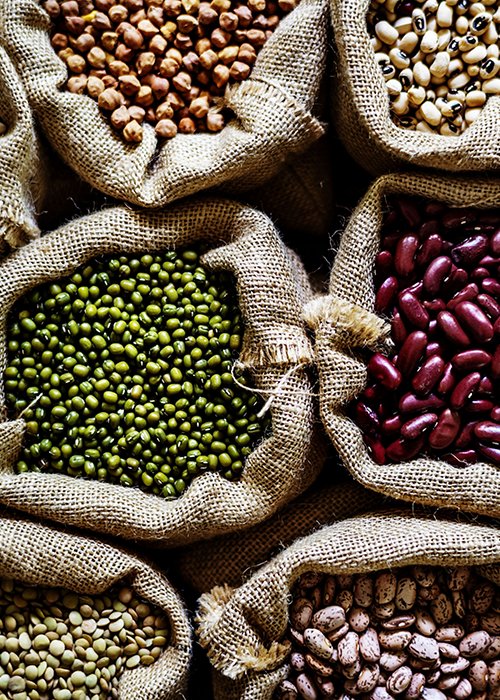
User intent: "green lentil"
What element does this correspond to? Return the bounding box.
[5,249,269,498]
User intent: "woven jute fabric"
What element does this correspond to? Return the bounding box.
[175,479,387,593]
[330,0,500,175]
[0,44,40,256]
[309,172,500,517]
[196,511,500,699]
[0,198,325,544]
[1,0,327,208]
[0,511,191,699]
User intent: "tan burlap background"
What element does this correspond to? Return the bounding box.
[0,198,326,544]
[307,173,500,517]
[196,511,500,699]
[0,510,191,698]
[175,479,388,593]
[0,44,41,255]
[330,0,500,175]
[1,0,327,207]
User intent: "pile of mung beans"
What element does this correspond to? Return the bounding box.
[4,248,268,497]
[43,0,298,142]
[367,0,500,134]
[276,565,500,699]
[349,197,499,466]
[0,576,169,700]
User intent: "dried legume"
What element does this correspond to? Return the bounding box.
[4,248,268,497]
[349,197,499,466]
[367,0,500,134]
[0,576,169,700]
[43,0,299,142]
[0,120,6,137]
[276,565,499,699]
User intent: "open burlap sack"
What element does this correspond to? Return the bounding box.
[330,0,500,175]
[0,510,191,698]
[305,172,500,518]
[0,44,41,255]
[0,198,325,544]
[1,0,327,208]
[175,478,388,594]
[196,510,500,699]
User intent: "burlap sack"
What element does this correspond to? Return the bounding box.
[175,478,388,593]
[0,44,41,255]
[305,172,500,518]
[0,198,325,544]
[1,0,327,208]
[330,0,500,175]
[196,511,500,699]
[0,510,191,698]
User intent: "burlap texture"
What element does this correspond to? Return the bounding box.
[1,0,327,208]
[175,479,387,593]
[309,172,500,517]
[0,510,191,698]
[0,44,40,255]
[196,511,500,699]
[0,198,325,544]
[330,0,500,175]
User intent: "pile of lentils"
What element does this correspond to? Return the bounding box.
[0,576,169,700]
[4,248,268,498]
[349,197,499,467]
[367,0,500,134]
[276,565,500,699]
[43,0,298,142]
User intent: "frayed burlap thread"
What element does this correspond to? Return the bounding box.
[313,172,500,517]
[2,0,327,207]
[195,511,500,699]
[175,480,388,593]
[330,0,500,175]
[0,46,40,256]
[0,511,191,698]
[0,198,325,543]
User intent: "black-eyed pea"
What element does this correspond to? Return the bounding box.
[359,628,381,663]
[479,57,500,80]
[468,659,488,691]
[375,19,400,43]
[420,99,443,124]
[414,61,432,86]
[464,106,482,122]
[400,67,414,87]
[389,47,411,69]
[387,78,403,95]
[399,31,419,54]
[408,85,427,105]
[395,16,412,34]
[459,631,492,658]
[412,8,427,35]
[482,77,500,93]
[430,51,451,76]
[421,29,440,52]
[455,16,469,33]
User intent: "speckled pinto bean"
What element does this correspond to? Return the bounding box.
[350,197,499,466]
[276,566,499,700]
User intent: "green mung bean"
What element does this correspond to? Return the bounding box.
[5,249,268,498]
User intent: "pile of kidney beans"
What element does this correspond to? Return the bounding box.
[349,197,499,467]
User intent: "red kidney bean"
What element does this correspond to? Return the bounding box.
[455,420,479,449]
[391,311,408,346]
[395,234,419,278]
[445,450,478,466]
[476,293,500,319]
[354,402,380,436]
[428,409,461,450]
[399,393,446,415]
[425,342,441,357]
[398,291,429,329]
[397,197,421,228]
[477,444,500,464]
[418,219,440,238]
[428,319,437,335]
[450,372,481,410]
[471,267,491,281]
[425,201,446,217]
[375,251,394,277]
[466,399,494,413]
[451,350,491,371]
[478,376,493,395]
[491,407,500,422]
[492,230,500,255]
[447,283,479,310]
[451,234,489,266]
[381,415,402,436]
[437,311,471,347]
[479,255,499,268]
[441,208,476,230]
[454,301,494,343]
[416,234,443,267]
[474,422,500,443]
[424,299,446,312]
[482,277,500,298]
[363,384,385,403]
[401,413,438,440]
[375,276,399,313]
[386,436,425,462]
[442,268,469,297]
[396,330,427,376]
[412,356,445,396]
[367,353,402,390]
[365,435,386,465]
[437,362,455,395]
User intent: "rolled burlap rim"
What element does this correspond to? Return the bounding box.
[330,0,500,175]
[195,511,500,700]
[0,511,192,699]
[0,198,325,544]
[2,0,327,207]
[0,45,41,255]
[309,172,500,517]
